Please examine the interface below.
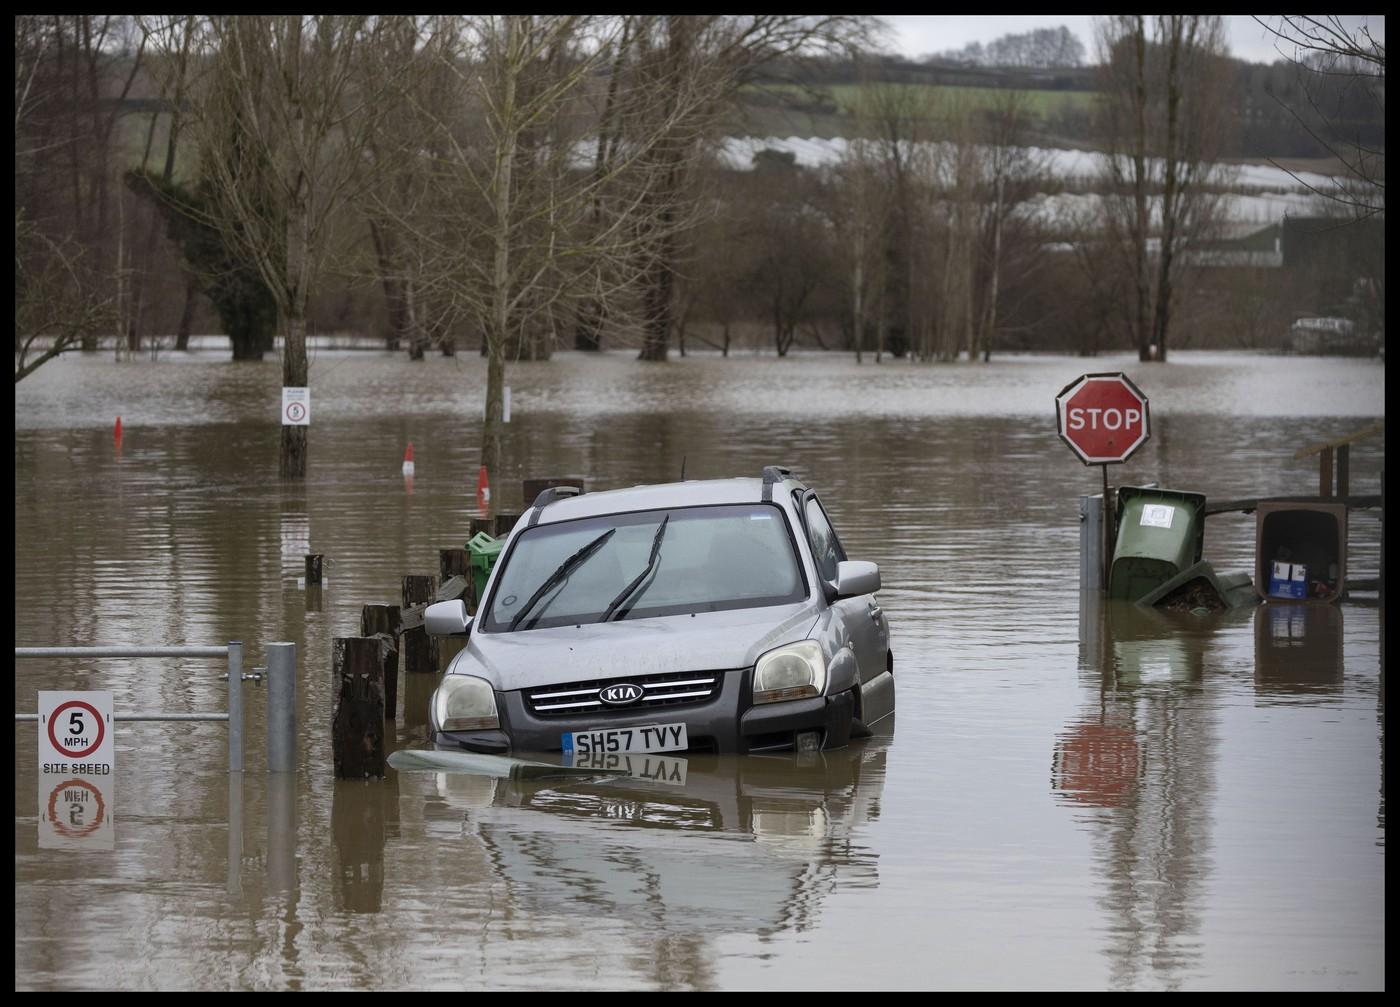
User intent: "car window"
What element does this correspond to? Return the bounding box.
[481,503,807,632]
[803,495,846,583]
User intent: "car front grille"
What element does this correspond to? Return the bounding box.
[525,669,727,718]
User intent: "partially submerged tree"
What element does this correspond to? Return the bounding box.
[143,15,396,477]
[1095,15,1235,362]
[632,16,873,362]
[382,16,709,480]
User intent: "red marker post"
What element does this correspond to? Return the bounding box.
[1056,373,1151,588]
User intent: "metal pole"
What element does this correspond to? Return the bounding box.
[15,646,229,658]
[267,642,296,773]
[1080,494,1103,593]
[228,641,243,773]
[1102,464,1113,591]
[228,770,243,897]
[16,713,227,721]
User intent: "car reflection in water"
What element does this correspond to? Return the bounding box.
[425,722,891,940]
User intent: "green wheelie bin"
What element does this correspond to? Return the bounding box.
[467,531,505,601]
[1108,486,1207,602]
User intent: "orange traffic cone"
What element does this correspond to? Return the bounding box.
[477,465,491,507]
[402,441,415,476]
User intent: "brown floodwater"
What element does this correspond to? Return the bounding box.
[13,349,1385,990]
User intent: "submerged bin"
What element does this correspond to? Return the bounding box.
[1108,487,1207,602]
[1255,501,1347,603]
[467,531,504,600]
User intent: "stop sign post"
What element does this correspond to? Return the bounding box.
[1056,373,1151,588]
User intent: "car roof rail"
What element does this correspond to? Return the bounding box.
[761,465,793,502]
[532,485,583,509]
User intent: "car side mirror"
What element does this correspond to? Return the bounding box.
[835,560,880,599]
[425,600,471,637]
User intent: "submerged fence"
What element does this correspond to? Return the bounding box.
[14,642,297,773]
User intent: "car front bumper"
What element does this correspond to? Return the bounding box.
[435,668,853,756]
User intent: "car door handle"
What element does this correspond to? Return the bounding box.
[867,604,882,621]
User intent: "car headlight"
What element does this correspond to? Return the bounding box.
[752,641,827,705]
[431,675,499,732]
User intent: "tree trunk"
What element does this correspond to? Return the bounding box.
[369,219,408,351]
[574,297,604,351]
[1150,17,1184,365]
[482,331,505,484]
[280,313,308,478]
[405,278,425,360]
[483,16,518,481]
[175,274,196,350]
[639,226,676,362]
[853,234,864,364]
[1131,17,1152,362]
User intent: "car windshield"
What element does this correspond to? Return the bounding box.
[481,503,806,632]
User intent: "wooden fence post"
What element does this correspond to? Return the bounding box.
[439,548,473,669]
[401,575,438,674]
[360,604,401,720]
[493,512,521,537]
[332,637,385,778]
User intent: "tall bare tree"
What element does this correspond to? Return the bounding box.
[1095,15,1234,362]
[633,16,873,362]
[143,15,394,477]
[380,17,707,481]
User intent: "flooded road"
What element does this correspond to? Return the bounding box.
[14,350,1385,989]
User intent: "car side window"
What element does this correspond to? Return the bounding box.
[803,495,846,583]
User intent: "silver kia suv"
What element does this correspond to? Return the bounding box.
[425,466,894,756]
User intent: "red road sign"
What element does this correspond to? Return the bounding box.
[46,699,105,759]
[1056,372,1150,465]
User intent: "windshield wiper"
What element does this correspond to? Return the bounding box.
[600,514,670,623]
[508,528,617,632]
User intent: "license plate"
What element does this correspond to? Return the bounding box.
[565,752,688,786]
[562,723,688,756]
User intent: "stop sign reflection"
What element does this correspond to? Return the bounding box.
[1055,373,1150,465]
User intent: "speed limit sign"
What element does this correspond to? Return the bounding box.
[38,691,114,775]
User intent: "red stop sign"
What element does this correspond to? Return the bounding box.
[1056,373,1150,464]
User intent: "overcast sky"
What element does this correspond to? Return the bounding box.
[880,15,1385,65]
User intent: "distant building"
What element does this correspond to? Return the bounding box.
[1181,222,1283,268]
[1287,316,1381,357]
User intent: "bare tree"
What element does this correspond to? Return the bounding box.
[15,17,121,379]
[15,211,112,381]
[854,76,938,361]
[380,17,708,481]
[143,15,397,477]
[1095,15,1234,362]
[1251,15,1384,219]
[972,90,1052,361]
[15,17,146,362]
[632,16,873,362]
